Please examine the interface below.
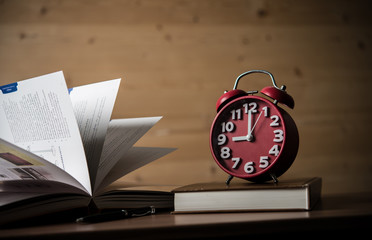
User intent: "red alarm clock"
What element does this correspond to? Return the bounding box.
[210,70,299,184]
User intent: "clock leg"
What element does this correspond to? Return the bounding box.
[270,173,278,183]
[225,175,234,185]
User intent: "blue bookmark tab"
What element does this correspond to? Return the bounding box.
[0,82,18,94]
[68,88,73,94]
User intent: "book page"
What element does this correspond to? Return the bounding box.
[95,146,176,194]
[0,138,89,195]
[0,72,91,195]
[94,117,163,192]
[69,79,120,186]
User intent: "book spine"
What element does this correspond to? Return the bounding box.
[307,178,322,209]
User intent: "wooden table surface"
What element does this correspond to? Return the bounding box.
[0,192,371,240]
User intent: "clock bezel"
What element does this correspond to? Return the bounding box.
[210,94,295,181]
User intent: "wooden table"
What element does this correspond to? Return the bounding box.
[0,193,371,239]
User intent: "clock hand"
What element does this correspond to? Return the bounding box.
[248,111,263,141]
[247,109,252,139]
[232,136,247,142]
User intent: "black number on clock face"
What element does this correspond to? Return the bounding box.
[211,97,285,178]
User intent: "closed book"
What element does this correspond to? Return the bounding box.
[173,177,321,213]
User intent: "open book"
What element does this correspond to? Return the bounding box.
[0,71,175,225]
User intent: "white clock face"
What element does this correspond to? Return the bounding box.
[210,96,286,179]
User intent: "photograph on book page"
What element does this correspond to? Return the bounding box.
[0,138,89,195]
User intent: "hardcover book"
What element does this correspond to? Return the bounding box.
[173,177,322,213]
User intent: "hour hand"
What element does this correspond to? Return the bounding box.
[232,136,247,142]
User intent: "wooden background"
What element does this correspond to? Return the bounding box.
[0,0,371,194]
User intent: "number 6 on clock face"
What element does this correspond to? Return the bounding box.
[210,95,299,182]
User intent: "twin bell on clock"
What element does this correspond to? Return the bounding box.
[210,70,299,185]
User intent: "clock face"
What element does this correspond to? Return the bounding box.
[210,95,286,179]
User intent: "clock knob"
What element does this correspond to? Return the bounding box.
[260,86,295,109]
[216,89,246,112]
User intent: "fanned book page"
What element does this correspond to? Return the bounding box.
[95,146,176,194]
[94,117,176,192]
[69,79,121,187]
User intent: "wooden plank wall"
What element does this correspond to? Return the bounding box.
[0,0,371,194]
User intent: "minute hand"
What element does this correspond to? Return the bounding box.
[247,110,252,138]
